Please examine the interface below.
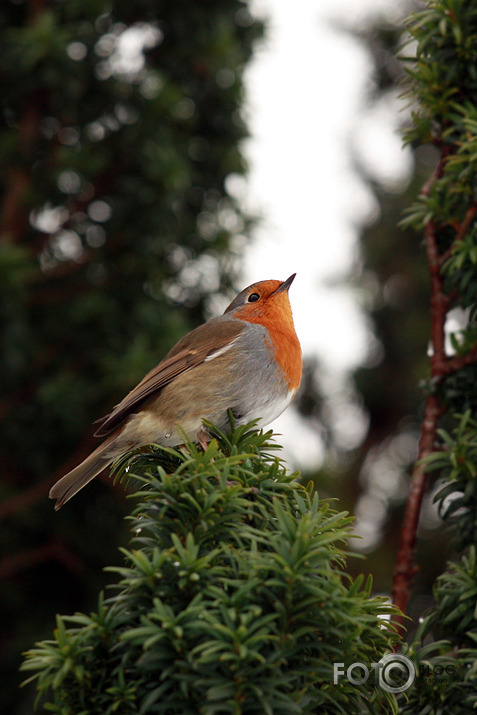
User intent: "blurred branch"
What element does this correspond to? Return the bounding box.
[0,537,87,580]
[453,203,477,244]
[0,0,46,241]
[0,430,118,522]
[0,105,39,242]
[442,347,477,374]
[0,476,51,522]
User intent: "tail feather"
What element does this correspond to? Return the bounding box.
[49,436,116,510]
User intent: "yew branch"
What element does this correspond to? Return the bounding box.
[392,394,442,623]
[392,154,477,631]
[392,159,447,629]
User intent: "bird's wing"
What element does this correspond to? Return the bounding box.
[94,318,245,437]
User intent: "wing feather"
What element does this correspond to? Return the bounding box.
[94,318,244,436]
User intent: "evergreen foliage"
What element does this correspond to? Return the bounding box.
[22,425,400,714]
[392,0,477,709]
[398,414,477,713]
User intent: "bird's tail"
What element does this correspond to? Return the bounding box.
[49,435,117,510]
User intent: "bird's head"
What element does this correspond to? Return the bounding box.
[224,274,297,330]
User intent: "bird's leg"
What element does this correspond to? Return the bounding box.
[197,428,210,451]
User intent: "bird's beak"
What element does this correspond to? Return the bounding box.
[273,273,296,295]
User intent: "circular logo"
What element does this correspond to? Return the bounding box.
[377,654,416,694]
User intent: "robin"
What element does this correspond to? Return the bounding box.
[49,274,302,509]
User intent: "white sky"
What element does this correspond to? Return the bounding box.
[241,0,413,467]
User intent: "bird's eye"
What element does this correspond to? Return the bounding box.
[248,292,260,303]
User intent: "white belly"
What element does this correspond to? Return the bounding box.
[241,388,296,429]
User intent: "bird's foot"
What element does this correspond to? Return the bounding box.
[197,428,210,451]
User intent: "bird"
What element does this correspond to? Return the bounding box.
[49,274,302,510]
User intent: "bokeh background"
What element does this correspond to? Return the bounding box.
[0,0,444,712]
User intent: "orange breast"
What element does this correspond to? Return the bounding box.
[234,297,302,391]
[266,323,302,391]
